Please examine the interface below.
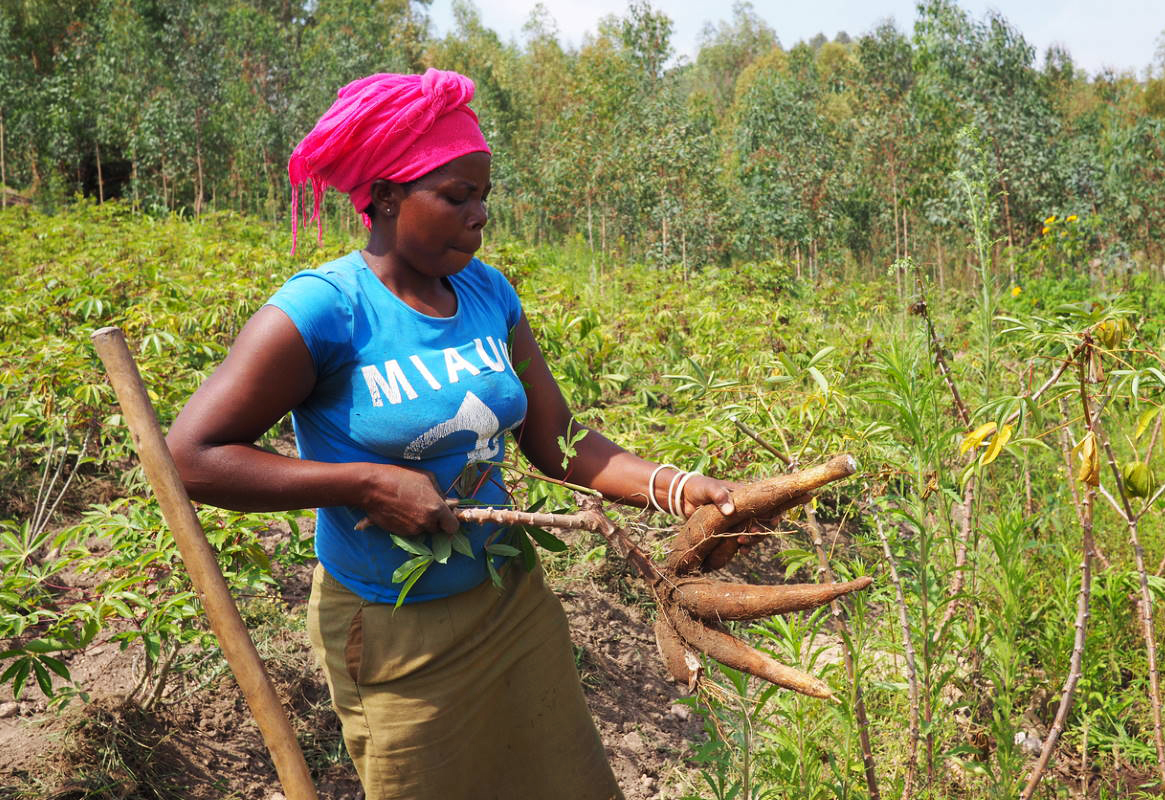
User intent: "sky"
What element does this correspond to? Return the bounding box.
[425,0,1165,78]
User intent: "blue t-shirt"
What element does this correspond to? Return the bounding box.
[267,251,528,604]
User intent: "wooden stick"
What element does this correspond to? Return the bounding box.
[91,327,318,800]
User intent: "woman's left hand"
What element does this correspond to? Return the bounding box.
[678,474,767,571]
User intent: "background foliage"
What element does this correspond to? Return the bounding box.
[3,0,1165,275]
[4,1,1165,797]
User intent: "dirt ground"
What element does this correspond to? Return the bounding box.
[0,515,713,800]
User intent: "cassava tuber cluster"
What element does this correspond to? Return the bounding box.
[584,454,870,700]
[357,455,870,699]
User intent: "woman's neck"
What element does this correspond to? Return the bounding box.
[360,246,457,318]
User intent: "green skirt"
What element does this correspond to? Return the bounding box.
[307,559,624,800]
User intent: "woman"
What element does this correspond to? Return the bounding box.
[167,69,749,799]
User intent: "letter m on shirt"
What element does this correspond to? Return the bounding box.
[361,361,419,406]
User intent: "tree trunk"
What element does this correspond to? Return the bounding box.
[194,110,205,216]
[937,238,945,292]
[586,189,593,251]
[661,213,668,266]
[1,109,6,207]
[95,140,105,203]
[1000,176,1015,250]
[902,208,909,257]
[892,169,900,260]
[131,146,138,209]
[29,143,40,195]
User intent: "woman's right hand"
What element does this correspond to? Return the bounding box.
[358,464,459,536]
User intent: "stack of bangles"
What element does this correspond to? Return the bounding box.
[647,464,702,518]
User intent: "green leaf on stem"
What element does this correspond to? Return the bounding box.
[391,535,433,557]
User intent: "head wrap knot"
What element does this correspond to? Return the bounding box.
[288,68,490,252]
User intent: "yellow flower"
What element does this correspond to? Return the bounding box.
[1011,285,1022,297]
[1041,226,1050,234]
[1044,214,1056,225]
[1067,214,1077,222]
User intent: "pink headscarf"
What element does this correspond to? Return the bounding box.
[288,69,491,252]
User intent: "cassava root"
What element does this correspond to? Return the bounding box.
[356,457,866,700]
[670,576,873,622]
[664,605,835,699]
[667,454,857,574]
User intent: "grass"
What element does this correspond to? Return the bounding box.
[2,201,1165,798]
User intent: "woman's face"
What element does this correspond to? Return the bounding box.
[393,151,491,276]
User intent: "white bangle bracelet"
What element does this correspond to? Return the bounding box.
[647,463,678,513]
[666,469,688,517]
[672,470,701,518]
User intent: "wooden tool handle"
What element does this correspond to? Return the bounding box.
[91,327,318,800]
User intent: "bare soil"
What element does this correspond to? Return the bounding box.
[0,515,711,800]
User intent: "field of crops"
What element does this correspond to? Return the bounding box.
[2,200,1165,798]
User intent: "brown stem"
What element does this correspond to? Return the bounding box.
[575,495,661,583]
[874,510,920,800]
[915,294,971,426]
[1094,415,1165,783]
[1144,408,1164,464]
[732,418,791,465]
[937,476,975,634]
[806,502,880,800]
[1002,341,1090,429]
[1057,397,1112,570]
[452,505,602,531]
[493,463,601,496]
[1020,485,1094,800]
[355,505,604,535]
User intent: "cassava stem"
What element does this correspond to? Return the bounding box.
[354,505,604,533]
[1020,482,1094,800]
[806,499,881,800]
[875,509,920,800]
[671,576,872,621]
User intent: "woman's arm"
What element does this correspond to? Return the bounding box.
[510,313,735,518]
[165,305,458,535]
